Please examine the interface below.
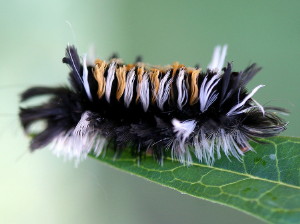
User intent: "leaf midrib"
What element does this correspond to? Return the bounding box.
[165,157,300,190]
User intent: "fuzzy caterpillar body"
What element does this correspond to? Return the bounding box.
[19,45,287,165]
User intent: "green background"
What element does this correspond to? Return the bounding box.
[0,0,299,223]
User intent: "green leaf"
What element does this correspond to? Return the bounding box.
[91,136,300,224]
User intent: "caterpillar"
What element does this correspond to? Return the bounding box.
[19,45,287,165]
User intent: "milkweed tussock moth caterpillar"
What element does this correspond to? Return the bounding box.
[19,45,287,165]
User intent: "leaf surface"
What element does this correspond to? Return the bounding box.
[91,136,300,224]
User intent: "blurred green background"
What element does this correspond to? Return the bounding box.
[0,0,299,223]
